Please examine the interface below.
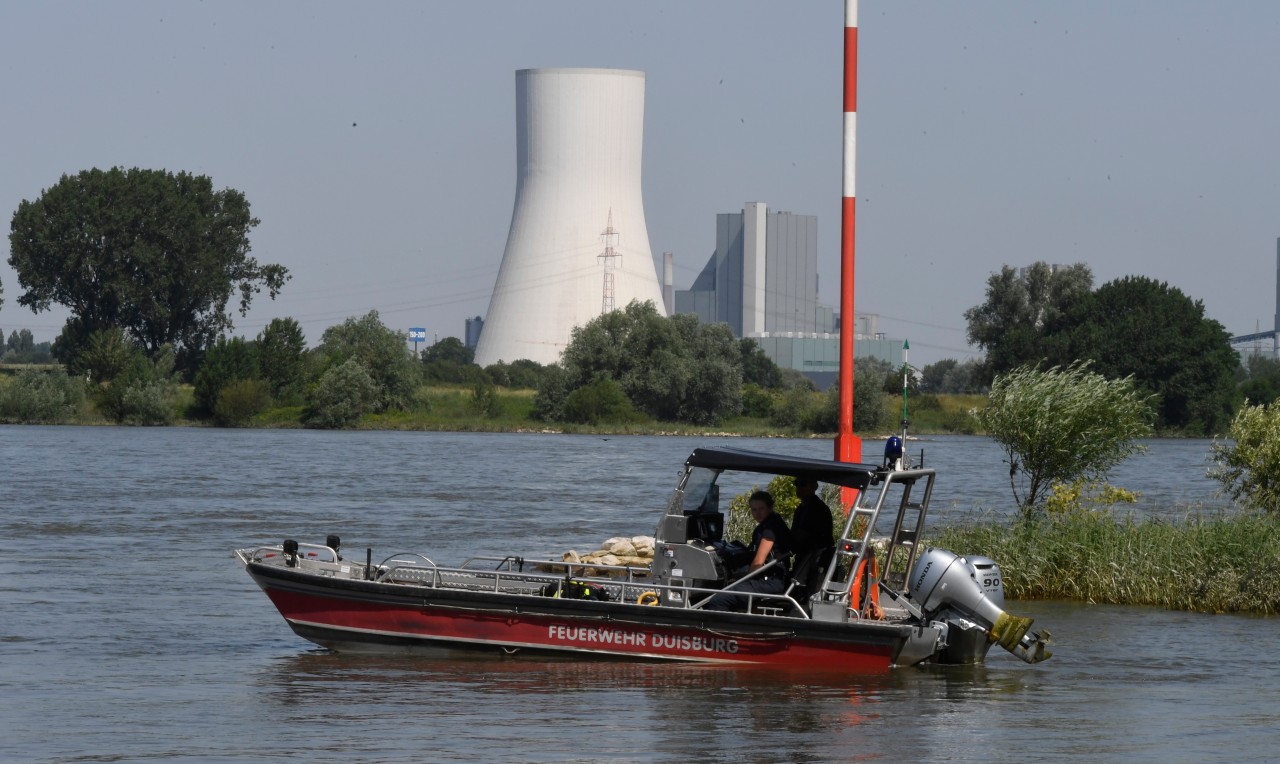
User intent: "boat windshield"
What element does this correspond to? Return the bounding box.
[670,466,719,515]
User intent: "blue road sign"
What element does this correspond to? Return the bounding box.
[408,328,427,342]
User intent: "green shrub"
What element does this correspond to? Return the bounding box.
[941,408,979,434]
[471,380,502,418]
[214,378,272,426]
[115,380,177,425]
[912,394,942,411]
[561,377,642,424]
[0,369,85,423]
[1211,402,1280,512]
[305,358,380,429]
[770,387,819,430]
[740,383,775,418]
[932,510,1280,614]
[194,336,259,414]
[98,346,179,425]
[533,365,569,421]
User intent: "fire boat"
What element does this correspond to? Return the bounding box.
[236,442,1051,671]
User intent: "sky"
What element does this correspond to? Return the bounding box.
[2,1,1278,367]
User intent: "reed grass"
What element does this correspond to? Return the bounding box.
[930,509,1280,615]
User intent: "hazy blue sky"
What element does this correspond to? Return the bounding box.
[3,1,1278,366]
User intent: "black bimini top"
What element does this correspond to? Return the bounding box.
[684,447,881,490]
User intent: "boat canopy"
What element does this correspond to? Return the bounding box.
[684,447,880,490]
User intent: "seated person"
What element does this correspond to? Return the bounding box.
[705,491,793,612]
[790,477,834,560]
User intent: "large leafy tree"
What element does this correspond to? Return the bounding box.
[312,311,419,412]
[556,300,743,425]
[7,167,288,371]
[964,262,1093,381]
[1046,277,1238,434]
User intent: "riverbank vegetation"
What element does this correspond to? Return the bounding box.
[932,506,1280,615]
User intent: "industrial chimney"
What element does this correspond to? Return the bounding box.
[474,68,664,366]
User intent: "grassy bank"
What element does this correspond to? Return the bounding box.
[931,509,1280,615]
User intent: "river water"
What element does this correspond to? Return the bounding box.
[1,426,1274,763]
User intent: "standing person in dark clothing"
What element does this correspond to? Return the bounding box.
[705,490,793,611]
[790,477,834,558]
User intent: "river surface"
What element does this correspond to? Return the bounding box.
[1,426,1274,763]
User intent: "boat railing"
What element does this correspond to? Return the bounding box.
[238,543,340,565]
[377,556,810,619]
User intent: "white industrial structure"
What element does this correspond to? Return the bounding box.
[474,68,664,366]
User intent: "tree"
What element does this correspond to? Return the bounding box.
[422,336,473,365]
[740,338,783,389]
[922,358,984,394]
[422,337,486,385]
[194,336,259,414]
[1210,402,1280,512]
[70,328,139,385]
[558,301,743,425]
[1046,277,1238,434]
[978,362,1155,517]
[313,311,418,412]
[98,345,180,425]
[305,357,380,429]
[964,262,1093,381]
[484,359,548,389]
[7,167,288,371]
[256,318,307,402]
[1239,355,1280,407]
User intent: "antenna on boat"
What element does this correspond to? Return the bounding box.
[884,339,910,471]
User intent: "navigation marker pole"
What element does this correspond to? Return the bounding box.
[836,0,862,508]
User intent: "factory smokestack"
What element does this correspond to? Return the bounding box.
[474,68,664,366]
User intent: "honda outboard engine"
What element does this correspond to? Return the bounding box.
[908,547,1051,664]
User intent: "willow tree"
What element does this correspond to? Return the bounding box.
[1210,403,1280,513]
[979,362,1155,517]
[7,167,288,372]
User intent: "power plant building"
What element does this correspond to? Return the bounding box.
[473,68,664,367]
[675,202,902,383]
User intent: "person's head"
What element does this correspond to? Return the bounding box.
[748,490,774,521]
[795,477,819,497]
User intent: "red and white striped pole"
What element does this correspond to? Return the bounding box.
[835,0,863,473]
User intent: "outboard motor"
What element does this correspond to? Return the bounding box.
[964,554,1003,605]
[908,547,1051,664]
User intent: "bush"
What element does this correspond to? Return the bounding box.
[305,358,380,428]
[941,408,979,434]
[68,328,137,385]
[1211,402,1280,512]
[114,380,178,425]
[533,365,569,421]
[770,387,820,431]
[214,378,272,426]
[0,369,84,423]
[194,336,259,414]
[470,380,502,418]
[740,383,775,418]
[561,377,642,425]
[98,346,179,425]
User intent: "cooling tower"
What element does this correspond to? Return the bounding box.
[474,68,665,367]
